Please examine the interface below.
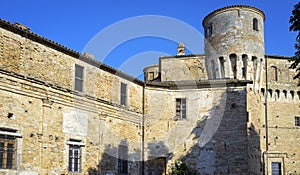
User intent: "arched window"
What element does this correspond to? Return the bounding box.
[230,54,237,79]
[206,23,213,38]
[253,18,258,31]
[242,54,248,79]
[219,57,225,78]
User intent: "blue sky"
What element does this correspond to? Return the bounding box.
[0,0,298,78]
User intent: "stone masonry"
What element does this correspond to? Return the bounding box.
[0,4,299,175]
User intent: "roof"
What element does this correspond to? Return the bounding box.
[202,5,265,27]
[0,18,144,86]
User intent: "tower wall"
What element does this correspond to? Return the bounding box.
[203,5,265,88]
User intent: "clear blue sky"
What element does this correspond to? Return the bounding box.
[0,0,298,78]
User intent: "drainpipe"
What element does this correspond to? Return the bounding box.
[263,56,269,175]
[141,82,145,175]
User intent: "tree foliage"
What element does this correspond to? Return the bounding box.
[171,160,197,175]
[289,1,300,79]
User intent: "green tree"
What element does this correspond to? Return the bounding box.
[289,1,300,79]
[171,160,197,175]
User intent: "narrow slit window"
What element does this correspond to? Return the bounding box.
[253,18,258,31]
[230,54,237,79]
[219,57,225,78]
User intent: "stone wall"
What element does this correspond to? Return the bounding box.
[144,84,249,174]
[160,55,207,82]
[0,24,143,175]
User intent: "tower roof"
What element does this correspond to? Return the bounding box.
[202,5,265,27]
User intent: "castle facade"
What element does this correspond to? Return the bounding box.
[0,5,299,175]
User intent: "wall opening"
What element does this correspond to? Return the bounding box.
[242,54,248,79]
[219,57,225,78]
[230,54,237,79]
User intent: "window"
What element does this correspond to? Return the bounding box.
[118,145,128,175]
[206,23,213,38]
[230,54,237,79]
[74,64,84,92]
[68,145,81,172]
[295,117,300,126]
[219,57,225,78]
[271,162,282,175]
[120,83,128,106]
[176,98,186,119]
[242,54,248,79]
[253,18,258,31]
[0,135,16,169]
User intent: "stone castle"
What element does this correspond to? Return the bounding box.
[0,5,299,175]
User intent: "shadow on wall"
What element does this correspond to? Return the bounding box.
[177,88,262,174]
[87,88,262,175]
[87,140,171,175]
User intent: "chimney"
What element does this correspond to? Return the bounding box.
[177,42,185,55]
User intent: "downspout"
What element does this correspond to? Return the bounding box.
[263,55,269,175]
[141,82,145,175]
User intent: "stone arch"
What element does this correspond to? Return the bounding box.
[270,66,279,82]
[219,56,225,78]
[242,54,248,79]
[230,54,237,79]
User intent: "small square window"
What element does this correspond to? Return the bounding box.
[176,98,186,119]
[295,116,300,126]
[74,64,84,92]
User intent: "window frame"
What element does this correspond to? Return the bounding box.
[176,98,187,120]
[0,134,17,170]
[68,144,82,173]
[74,64,85,92]
[120,82,128,107]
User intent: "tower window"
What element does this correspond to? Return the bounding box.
[219,57,225,78]
[230,54,237,79]
[253,18,258,31]
[206,23,213,38]
[176,98,186,119]
[242,54,248,79]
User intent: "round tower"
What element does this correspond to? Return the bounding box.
[203,5,265,87]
